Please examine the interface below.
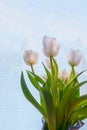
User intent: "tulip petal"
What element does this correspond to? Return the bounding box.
[67,49,82,66]
[42,35,60,57]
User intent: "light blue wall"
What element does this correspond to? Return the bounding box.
[0,0,87,130]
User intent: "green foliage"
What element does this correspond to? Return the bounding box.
[20,57,87,130]
[20,72,46,117]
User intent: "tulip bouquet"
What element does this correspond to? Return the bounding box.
[20,36,87,130]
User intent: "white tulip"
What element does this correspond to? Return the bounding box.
[23,50,38,66]
[42,35,60,57]
[59,69,68,81]
[66,69,71,79]
[67,49,82,66]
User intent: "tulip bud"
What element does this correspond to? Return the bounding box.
[59,69,68,81]
[23,50,38,66]
[67,49,82,66]
[42,35,60,57]
[67,69,72,78]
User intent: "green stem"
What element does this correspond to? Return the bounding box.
[50,56,56,130]
[70,65,75,79]
[30,64,42,92]
[50,56,54,96]
[50,57,56,105]
[31,64,34,73]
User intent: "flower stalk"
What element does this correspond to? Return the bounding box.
[50,56,55,99]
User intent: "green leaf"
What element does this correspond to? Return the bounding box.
[69,105,87,125]
[57,79,65,102]
[27,71,39,90]
[53,58,59,102]
[28,70,45,85]
[67,94,87,119]
[42,88,56,130]
[70,66,80,99]
[56,80,87,129]
[42,62,52,80]
[40,92,46,112]
[64,70,87,100]
[53,58,58,82]
[20,72,46,117]
[67,70,87,89]
[35,74,45,85]
[27,71,40,91]
[42,62,52,89]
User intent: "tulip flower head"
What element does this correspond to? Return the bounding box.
[23,50,38,66]
[42,35,60,57]
[59,69,69,81]
[67,49,82,66]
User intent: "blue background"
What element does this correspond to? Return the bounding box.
[0,0,87,129]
